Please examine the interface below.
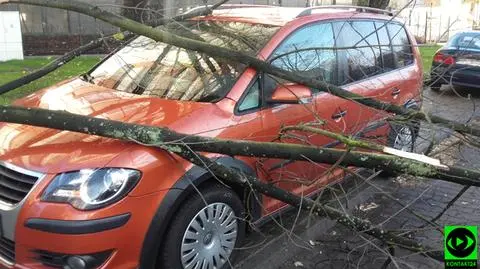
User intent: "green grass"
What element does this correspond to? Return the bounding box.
[0,56,101,105]
[0,46,440,105]
[419,44,441,74]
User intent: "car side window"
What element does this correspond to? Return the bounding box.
[237,78,261,112]
[333,20,382,84]
[375,21,396,71]
[270,22,337,88]
[388,23,414,68]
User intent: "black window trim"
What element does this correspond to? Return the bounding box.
[234,73,264,116]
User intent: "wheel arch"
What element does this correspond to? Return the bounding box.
[138,156,261,269]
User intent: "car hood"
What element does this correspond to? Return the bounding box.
[0,78,216,174]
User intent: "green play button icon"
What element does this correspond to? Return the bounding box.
[456,237,464,247]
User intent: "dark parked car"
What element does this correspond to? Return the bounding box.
[430,31,480,91]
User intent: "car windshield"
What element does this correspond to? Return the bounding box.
[449,32,480,50]
[88,21,279,102]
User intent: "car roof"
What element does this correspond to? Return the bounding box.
[194,4,394,26]
[455,30,480,35]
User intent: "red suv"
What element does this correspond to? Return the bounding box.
[0,5,422,269]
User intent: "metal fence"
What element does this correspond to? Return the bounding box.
[0,1,120,35]
[3,0,479,54]
[1,0,356,35]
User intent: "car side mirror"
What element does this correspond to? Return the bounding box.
[267,84,313,104]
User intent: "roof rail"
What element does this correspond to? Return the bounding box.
[297,5,394,17]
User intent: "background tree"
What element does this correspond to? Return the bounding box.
[357,0,391,9]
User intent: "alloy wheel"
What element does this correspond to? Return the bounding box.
[393,126,414,152]
[180,202,238,269]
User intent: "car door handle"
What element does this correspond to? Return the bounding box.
[332,110,347,121]
[392,88,401,96]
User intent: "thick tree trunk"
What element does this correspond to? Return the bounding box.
[1,0,478,138]
[1,106,479,187]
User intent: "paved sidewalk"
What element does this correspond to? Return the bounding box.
[236,140,480,269]
[236,90,480,269]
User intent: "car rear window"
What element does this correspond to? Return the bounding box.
[89,21,279,102]
[388,23,414,67]
[449,33,480,50]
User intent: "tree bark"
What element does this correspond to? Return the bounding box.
[2,0,479,137]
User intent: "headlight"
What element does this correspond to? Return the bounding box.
[42,168,141,210]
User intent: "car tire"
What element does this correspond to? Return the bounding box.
[380,121,419,177]
[159,183,245,269]
[387,122,417,152]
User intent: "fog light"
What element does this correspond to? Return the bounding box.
[33,249,112,269]
[66,256,87,269]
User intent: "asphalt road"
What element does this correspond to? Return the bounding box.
[235,86,480,269]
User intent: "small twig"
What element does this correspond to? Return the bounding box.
[380,244,396,269]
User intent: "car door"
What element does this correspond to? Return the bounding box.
[332,20,392,137]
[386,22,420,107]
[255,22,349,213]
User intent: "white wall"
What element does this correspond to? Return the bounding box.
[399,2,474,43]
[0,11,23,61]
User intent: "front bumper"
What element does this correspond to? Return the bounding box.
[0,182,168,269]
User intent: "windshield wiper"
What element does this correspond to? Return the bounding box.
[81,73,95,84]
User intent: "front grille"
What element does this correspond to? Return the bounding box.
[0,237,15,264]
[0,163,40,205]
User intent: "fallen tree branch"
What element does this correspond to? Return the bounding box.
[0,0,229,96]
[2,0,480,137]
[0,38,106,95]
[1,106,479,187]
[282,124,384,151]
[175,144,443,260]
[148,0,230,26]
[0,105,444,258]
